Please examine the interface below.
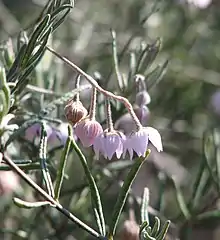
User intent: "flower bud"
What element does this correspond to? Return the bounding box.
[64,100,88,125]
[119,219,139,240]
[135,90,151,106]
[75,117,103,147]
[134,105,150,126]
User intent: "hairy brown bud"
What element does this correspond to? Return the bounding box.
[64,100,88,125]
[119,220,139,240]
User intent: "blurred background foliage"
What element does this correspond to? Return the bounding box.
[1,0,220,239]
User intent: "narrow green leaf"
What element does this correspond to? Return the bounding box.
[55,0,62,8]
[71,139,106,236]
[0,67,10,117]
[148,60,169,89]
[7,44,27,82]
[139,39,161,74]
[156,220,170,240]
[144,231,156,240]
[141,187,150,224]
[13,197,52,209]
[139,221,149,234]
[127,51,136,84]
[111,29,124,90]
[12,27,52,95]
[54,124,72,200]
[203,130,220,191]
[196,210,220,221]
[172,177,191,220]
[151,217,160,237]
[190,134,211,211]
[108,150,150,238]
[51,7,72,32]
[50,4,73,20]
[22,14,51,67]
[0,162,45,171]
[39,122,54,197]
[27,27,52,67]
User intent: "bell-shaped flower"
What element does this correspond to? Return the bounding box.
[25,122,52,143]
[48,123,76,149]
[75,117,103,147]
[93,130,126,160]
[123,127,163,160]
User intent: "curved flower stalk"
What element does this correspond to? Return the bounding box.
[114,105,150,135]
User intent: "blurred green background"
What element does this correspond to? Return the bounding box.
[1,0,220,239]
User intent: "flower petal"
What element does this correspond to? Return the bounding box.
[93,134,104,160]
[103,134,120,160]
[145,127,163,152]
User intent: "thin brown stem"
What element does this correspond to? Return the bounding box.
[3,154,100,238]
[45,45,142,131]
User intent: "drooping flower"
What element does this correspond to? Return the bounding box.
[64,99,88,126]
[75,117,103,147]
[48,122,76,148]
[25,122,52,143]
[93,130,126,160]
[123,127,163,160]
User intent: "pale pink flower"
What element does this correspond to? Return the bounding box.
[75,118,103,147]
[48,123,76,148]
[25,122,52,142]
[93,130,126,160]
[123,127,163,160]
[188,0,211,8]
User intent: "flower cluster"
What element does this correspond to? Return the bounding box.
[65,77,163,160]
